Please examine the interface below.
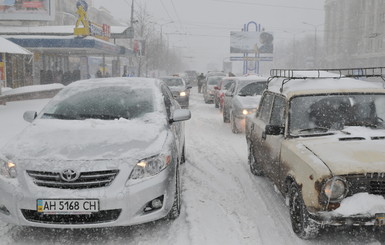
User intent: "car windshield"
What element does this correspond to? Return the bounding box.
[289,94,385,136]
[208,76,222,86]
[238,82,267,96]
[162,78,184,87]
[41,86,155,120]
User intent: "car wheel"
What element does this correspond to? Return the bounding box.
[223,108,230,123]
[289,183,320,239]
[180,144,186,164]
[166,165,181,220]
[215,98,219,108]
[230,112,239,134]
[248,144,264,176]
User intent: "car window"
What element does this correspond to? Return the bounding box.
[238,82,267,96]
[270,95,285,126]
[41,86,154,120]
[222,80,234,90]
[258,93,274,123]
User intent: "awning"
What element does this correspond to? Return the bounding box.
[0,36,32,55]
[5,35,133,57]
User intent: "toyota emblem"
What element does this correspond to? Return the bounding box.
[60,169,79,182]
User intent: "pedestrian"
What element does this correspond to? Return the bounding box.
[197,73,205,93]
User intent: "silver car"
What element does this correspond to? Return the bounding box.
[160,76,192,108]
[223,76,268,133]
[0,77,191,228]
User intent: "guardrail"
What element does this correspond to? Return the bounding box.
[0,88,62,105]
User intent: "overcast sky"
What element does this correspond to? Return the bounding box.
[93,0,325,73]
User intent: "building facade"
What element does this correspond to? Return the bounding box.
[324,0,385,68]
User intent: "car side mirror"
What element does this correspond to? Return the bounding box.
[170,109,191,124]
[265,125,284,135]
[23,111,37,123]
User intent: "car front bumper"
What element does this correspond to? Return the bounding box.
[310,211,381,226]
[0,164,177,228]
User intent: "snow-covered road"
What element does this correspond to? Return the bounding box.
[0,88,383,244]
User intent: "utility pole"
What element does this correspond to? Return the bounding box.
[129,0,134,73]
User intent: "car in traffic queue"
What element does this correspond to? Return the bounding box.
[202,75,224,104]
[223,75,268,133]
[245,68,385,239]
[213,76,236,111]
[160,76,192,108]
[0,77,191,228]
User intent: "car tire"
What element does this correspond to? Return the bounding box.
[180,144,186,164]
[230,112,239,134]
[215,98,219,108]
[223,108,230,123]
[248,145,264,176]
[166,165,181,220]
[289,183,320,239]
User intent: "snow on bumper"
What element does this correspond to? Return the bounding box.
[310,193,385,226]
[0,165,176,228]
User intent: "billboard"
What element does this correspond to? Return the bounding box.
[0,0,55,21]
[230,31,274,54]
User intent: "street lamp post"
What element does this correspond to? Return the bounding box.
[303,22,323,67]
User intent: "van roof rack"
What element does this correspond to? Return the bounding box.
[270,67,385,79]
[269,67,385,93]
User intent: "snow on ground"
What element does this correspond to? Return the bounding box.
[0,88,383,244]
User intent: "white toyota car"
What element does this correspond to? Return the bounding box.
[0,77,191,228]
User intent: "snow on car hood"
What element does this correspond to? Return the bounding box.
[3,116,168,161]
[302,127,385,175]
[236,95,262,109]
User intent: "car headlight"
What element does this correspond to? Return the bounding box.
[322,177,347,202]
[129,154,171,180]
[0,158,17,178]
[180,91,187,97]
[242,109,249,115]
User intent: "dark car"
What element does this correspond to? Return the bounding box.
[160,76,192,108]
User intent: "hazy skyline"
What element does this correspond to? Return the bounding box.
[93,0,325,73]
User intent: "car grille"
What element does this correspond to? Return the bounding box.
[27,170,119,189]
[21,209,121,224]
[344,173,385,196]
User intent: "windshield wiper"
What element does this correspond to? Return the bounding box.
[345,121,378,128]
[297,127,329,133]
[42,113,76,120]
[78,114,123,120]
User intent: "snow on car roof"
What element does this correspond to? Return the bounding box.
[268,71,385,97]
[237,75,269,82]
[68,77,161,89]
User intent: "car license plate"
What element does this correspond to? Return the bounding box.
[375,213,385,226]
[37,199,99,214]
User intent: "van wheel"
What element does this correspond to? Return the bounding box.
[180,144,186,164]
[166,165,181,220]
[248,145,263,176]
[289,183,320,239]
